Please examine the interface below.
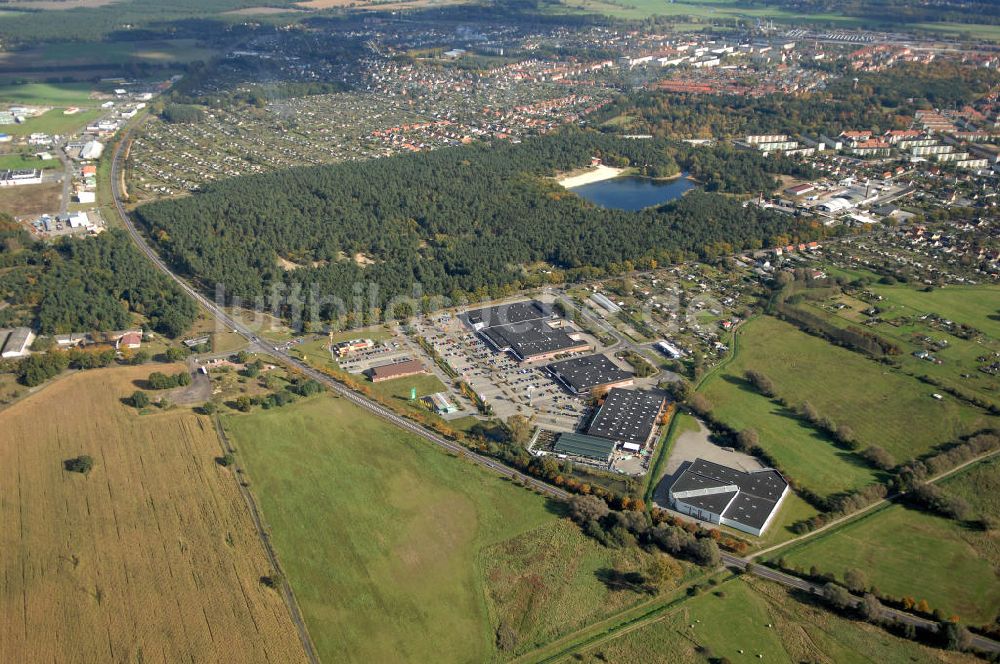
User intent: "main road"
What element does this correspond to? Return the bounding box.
[110,128,1000,657]
[109,127,571,502]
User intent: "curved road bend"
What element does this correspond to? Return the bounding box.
[111,129,1000,657]
[109,129,571,502]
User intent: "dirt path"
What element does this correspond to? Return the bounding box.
[750,448,1000,561]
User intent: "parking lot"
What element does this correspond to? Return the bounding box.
[335,335,413,375]
[412,312,594,432]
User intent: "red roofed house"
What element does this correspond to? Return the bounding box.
[369,358,427,383]
[883,129,922,144]
[116,331,142,350]
[840,130,872,143]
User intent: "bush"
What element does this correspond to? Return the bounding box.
[688,393,713,416]
[63,455,94,475]
[823,582,853,611]
[162,103,205,124]
[130,391,150,409]
[735,428,759,451]
[906,483,973,521]
[744,369,776,397]
[861,445,896,471]
[163,346,188,362]
[147,370,192,389]
[259,573,282,589]
[17,352,70,386]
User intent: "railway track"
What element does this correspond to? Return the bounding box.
[110,125,1000,658]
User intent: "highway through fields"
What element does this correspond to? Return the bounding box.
[111,127,1000,658]
[110,127,573,502]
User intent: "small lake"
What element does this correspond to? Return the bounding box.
[570,174,696,211]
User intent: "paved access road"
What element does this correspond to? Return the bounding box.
[110,127,571,502]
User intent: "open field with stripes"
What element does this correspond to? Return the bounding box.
[0,365,307,664]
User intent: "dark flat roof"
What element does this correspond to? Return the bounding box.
[670,468,736,495]
[723,492,775,531]
[671,458,788,532]
[547,354,633,393]
[464,300,553,328]
[680,490,738,516]
[481,319,587,360]
[686,458,787,502]
[586,388,665,446]
[553,432,616,463]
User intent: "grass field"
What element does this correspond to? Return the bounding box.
[482,518,693,657]
[0,365,307,663]
[0,181,61,215]
[548,0,1000,42]
[0,40,218,71]
[911,21,1000,41]
[550,0,865,24]
[0,81,96,106]
[869,282,1000,340]
[574,576,978,663]
[703,372,881,498]
[799,279,1000,410]
[6,108,103,137]
[369,371,447,402]
[942,455,1000,519]
[702,316,995,477]
[224,393,680,663]
[778,495,1000,624]
[0,153,59,169]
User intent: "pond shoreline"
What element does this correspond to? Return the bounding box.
[556,164,625,188]
[570,171,697,211]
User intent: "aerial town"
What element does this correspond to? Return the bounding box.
[0,1,997,663]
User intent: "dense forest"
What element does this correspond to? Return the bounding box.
[135,131,822,326]
[598,64,1000,139]
[0,220,196,337]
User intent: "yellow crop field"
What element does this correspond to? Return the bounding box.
[0,365,308,664]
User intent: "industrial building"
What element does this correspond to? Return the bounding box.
[0,169,42,186]
[335,338,375,356]
[0,327,35,358]
[590,292,620,314]
[655,340,685,359]
[463,300,553,331]
[79,141,104,161]
[368,358,427,383]
[669,458,788,536]
[427,392,459,414]
[479,318,590,363]
[585,388,666,451]
[547,354,633,394]
[552,432,617,465]
[466,300,588,363]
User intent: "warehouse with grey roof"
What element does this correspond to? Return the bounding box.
[464,300,590,363]
[586,388,666,450]
[668,458,788,536]
[546,354,633,394]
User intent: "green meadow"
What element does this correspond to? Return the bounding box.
[225,394,684,663]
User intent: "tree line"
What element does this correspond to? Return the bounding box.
[0,228,196,338]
